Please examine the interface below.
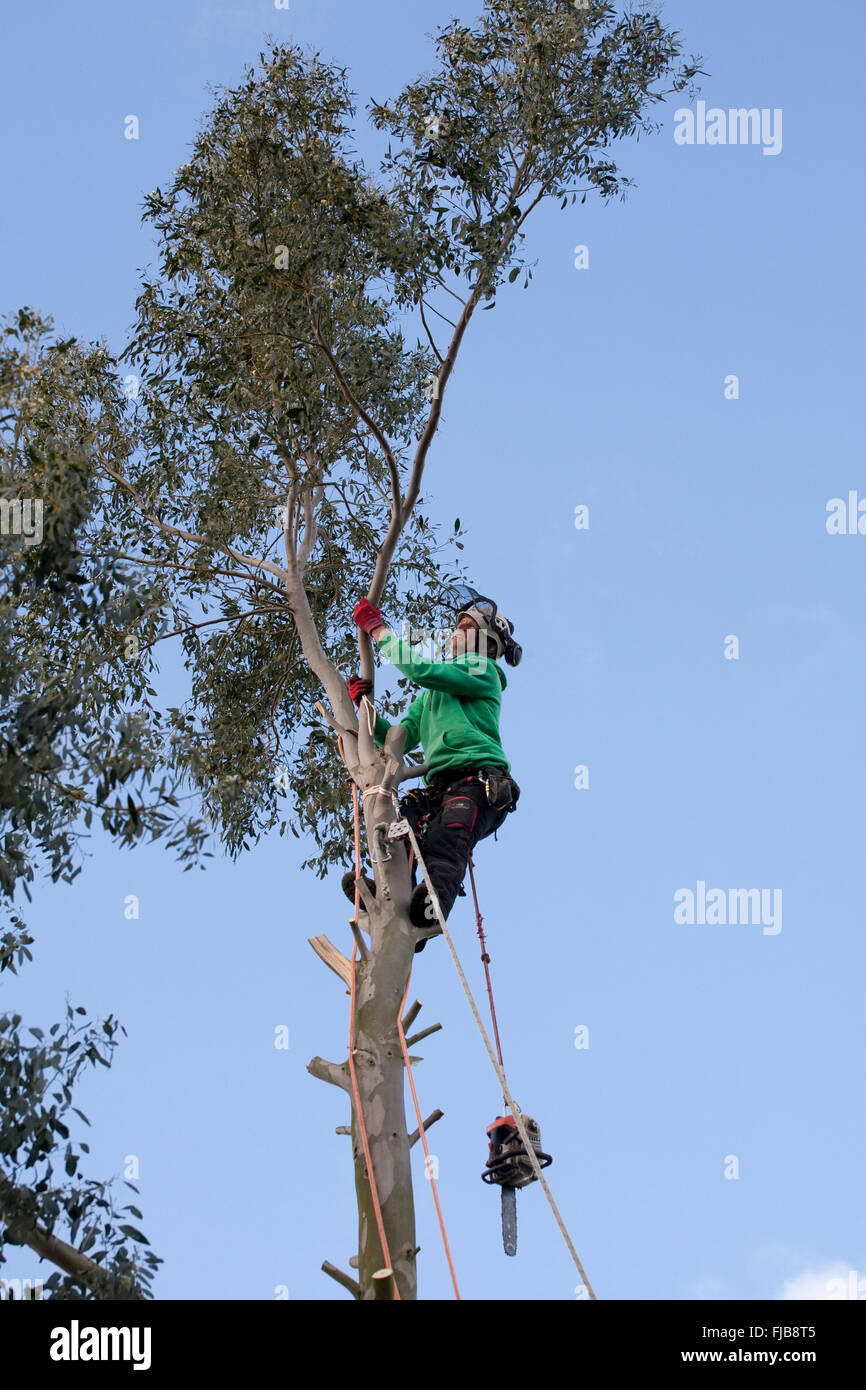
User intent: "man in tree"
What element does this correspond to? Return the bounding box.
[344,594,521,950]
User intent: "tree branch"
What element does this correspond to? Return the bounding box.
[418,296,445,363]
[401,1000,423,1033]
[394,155,546,548]
[101,463,286,582]
[141,606,286,652]
[282,543,357,733]
[373,1268,395,1300]
[407,1109,444,1149]
[314,700,358,742]
[307,1056,352,1092]
[296,482,324,573]
[108,552,288,600]
[308,934,352,988]
[421,298,458,331]
[307,307,403,525]
[404,1023,442,1048]
[0,1174,146,1300]
[322,1260,361,1299]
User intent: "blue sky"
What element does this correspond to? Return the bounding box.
[2,0,865,1301]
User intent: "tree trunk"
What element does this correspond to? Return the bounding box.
[350,785,419,1300]
[309,738,433,1301]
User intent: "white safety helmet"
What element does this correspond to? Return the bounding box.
[453,592,522,667]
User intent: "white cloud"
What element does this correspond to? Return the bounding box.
[778,1262,865,1300]
[187,2,281,42]
[688,1273,727,1299]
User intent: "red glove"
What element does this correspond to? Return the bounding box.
[347,674,373,706]
[353,599,384,636]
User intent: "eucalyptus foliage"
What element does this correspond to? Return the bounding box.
[0,309,172,1296]
[0,1004,159,1300]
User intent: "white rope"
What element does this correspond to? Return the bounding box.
[403,819,598,1299]
[361,784,397,801]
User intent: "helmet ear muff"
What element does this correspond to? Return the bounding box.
[457,606,504,659]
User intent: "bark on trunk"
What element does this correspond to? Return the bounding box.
[309,734,431,1301]
[350,785,419,1300]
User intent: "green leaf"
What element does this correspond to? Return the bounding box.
[119,1224,150,1245]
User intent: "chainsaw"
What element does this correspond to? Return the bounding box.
[481,1113,552,1256]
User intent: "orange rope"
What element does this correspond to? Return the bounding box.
[339,737,400,1300]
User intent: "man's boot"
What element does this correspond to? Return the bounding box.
[409,880,441,927]
[410,884,444,953]
[342,870,377,906]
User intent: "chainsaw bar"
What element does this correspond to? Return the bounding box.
[501,1185,517,1256]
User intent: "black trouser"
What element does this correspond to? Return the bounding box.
[399,766,518,922]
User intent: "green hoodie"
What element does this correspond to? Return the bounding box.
[372,628,510,783]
